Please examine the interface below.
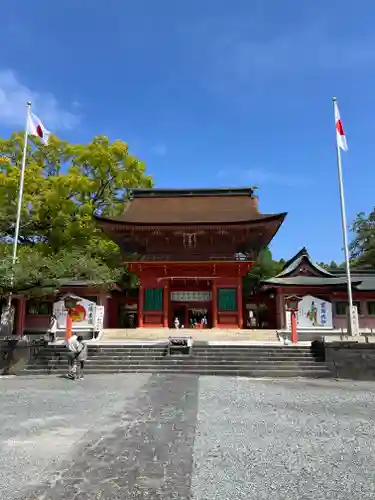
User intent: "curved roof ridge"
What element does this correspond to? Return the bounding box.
[276,247,333,278]
[130,187,256,198]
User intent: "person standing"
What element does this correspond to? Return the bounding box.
[66,332,79,380]
[48,314,58,343]
[76,336,88,380]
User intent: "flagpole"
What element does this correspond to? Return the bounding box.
[12,101,31,265]
[332,97,355,335]
[2,102,31,336]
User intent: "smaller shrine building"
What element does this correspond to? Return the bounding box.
[255,248,375,332]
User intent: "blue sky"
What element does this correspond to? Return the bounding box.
[1,0,374,263]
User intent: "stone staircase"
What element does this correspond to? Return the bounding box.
[100,328,279,342]
[21,344,332,378]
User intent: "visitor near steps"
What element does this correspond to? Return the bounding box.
[66,333,80,379]
[76,335,88,380]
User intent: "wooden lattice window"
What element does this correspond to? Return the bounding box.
[144,288,163,311]
[26,300,52,316]
[218,288,237,312]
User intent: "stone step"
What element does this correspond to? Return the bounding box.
[87,363,327,370]
[31,351,319,359]
[34,350,317,359]
[32,357,322,367]
[22,367,332,378]
[20,342,330,379]
[83,355,320,361]
[40,343,311,348]
[28,358,326,368]
[89,346,312,352]
[92,345,311,350]
[102,329,279,334]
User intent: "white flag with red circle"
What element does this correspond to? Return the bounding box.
[334,101,348,152]
[27,112,51,145]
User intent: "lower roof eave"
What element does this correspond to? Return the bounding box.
[93,212,287,228]
[262,280,363,289]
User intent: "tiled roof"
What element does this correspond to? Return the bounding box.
[277,247,333,278]
[263,246,375,290]
[95,188,286,225]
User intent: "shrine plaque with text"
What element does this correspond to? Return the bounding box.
[170,291,212,302]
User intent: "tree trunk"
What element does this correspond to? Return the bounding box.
[0,295,15,337]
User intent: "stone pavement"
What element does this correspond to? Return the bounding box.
[1,375,375,499]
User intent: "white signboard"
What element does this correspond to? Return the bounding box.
[286,295,333,330]
[94,305,105,332]
[171,291,212,302]
[53,297,96,330]
[350,305,360,336]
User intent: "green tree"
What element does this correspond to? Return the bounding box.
[243,248,284,294]
[0,133,153,264]
[349,209,375,267]
[0,247,121,299]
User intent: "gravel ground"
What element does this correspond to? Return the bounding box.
[0,374,151,499]
[193,378,375,500]
[1,375,375,499]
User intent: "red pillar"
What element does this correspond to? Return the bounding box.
[138,283,144,328]
[65,310,73,341]
[237,278,243,329]
[212,281,217,328]
[291,310,298,344]
[15,297,26,336]
[163,281,169,328]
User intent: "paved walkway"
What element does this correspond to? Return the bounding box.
[1,375,375,499]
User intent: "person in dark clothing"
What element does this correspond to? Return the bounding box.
[76,335,88,380]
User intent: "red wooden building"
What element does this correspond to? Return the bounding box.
[95,187,286,329]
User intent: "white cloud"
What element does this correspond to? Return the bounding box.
[0,69,80,130]
[151,143,168,157]
[217,167,308,188]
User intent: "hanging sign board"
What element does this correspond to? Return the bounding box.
[171,291,212,302]
[94,305,105,332]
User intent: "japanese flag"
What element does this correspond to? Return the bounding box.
[334,100,348,152]
[27,112,51,145]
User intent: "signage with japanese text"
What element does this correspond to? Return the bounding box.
[53,296,97,330]
[170,291,212,302]
[94,305,105,332]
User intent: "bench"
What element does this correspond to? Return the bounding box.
[167,336,193,356]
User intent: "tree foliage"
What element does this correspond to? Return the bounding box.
[243,248,284,294]
[0,133,152,257]
[0,132,154,294]
[0,247,121,298]
[349,209,375,268]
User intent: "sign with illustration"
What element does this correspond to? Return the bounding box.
[53,296,97,330]
[286,295,333,330]
[171,291,212,302]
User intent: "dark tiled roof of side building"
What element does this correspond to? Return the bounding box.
[263,247,375,291]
